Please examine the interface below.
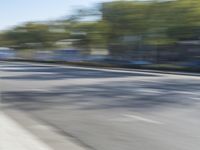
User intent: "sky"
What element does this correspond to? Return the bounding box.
[0,0,113,31]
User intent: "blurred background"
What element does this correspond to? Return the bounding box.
[1,0,200,71]
[1,1,200,150]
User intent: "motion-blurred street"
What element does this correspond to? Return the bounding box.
[0,61,200,150]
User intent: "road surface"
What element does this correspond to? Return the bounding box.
[0,61,200,150]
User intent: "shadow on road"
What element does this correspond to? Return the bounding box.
[2,79,200,111]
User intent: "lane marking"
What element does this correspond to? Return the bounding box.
[122,114,163,124]
[1,67,40,70]
[2,61,200,79]
[2,61,161,76]
[5,61,200,77]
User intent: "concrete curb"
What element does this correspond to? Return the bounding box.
[2,59,200,77]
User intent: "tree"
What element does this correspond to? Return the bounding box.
[0,22,69,49]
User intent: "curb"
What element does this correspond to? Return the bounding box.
[2,59,200,77]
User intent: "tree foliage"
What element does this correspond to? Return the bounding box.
[1,0,200,50]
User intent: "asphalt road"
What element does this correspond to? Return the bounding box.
[0,61,200,150]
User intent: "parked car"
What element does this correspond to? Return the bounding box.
[0,47,15,60]
[127,60,152,65]
[181,60,200,68]
[34,51,53,61]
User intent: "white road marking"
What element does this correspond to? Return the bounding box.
[0,112,53,150]
[135,88,162,95]
[123,114,163,124]
[2,61,200,79]
[1,67,46,70]
[2,61,160,76]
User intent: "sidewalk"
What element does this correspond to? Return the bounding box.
[0,112,53,150]
[0,110,87,150]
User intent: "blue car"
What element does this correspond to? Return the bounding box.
[0,48,15,60]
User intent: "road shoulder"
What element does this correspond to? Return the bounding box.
[1,108,87,150]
